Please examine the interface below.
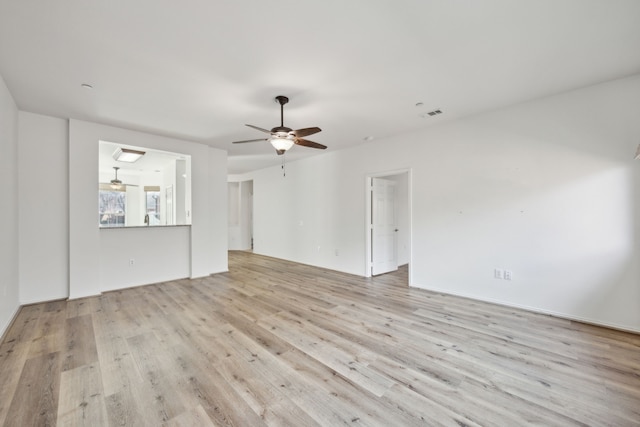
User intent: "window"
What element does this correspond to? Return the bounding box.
[99,186,126,227]
[145,187,161,225]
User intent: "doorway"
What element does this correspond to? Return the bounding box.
[365,170,411,283]
[228,180,253,251]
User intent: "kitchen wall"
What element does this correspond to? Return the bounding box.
[69,119,228,298]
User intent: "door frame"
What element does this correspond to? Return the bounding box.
[365,168,412,284]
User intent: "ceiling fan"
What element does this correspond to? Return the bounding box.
[101,167,138,190]
[232,95,327,155]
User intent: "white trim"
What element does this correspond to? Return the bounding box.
[413,284,640,335]
[0,305,21,345]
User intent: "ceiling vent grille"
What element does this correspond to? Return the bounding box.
[420,109,443,118]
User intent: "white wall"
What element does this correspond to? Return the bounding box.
[251,152,368,275]
[241,74,640,332]
[0,74,20,338]
[228,181,240,245]
[100,226,190,290]
[205,145,229,275]
[240,180,253,249]
[18,112,69,303]
[69,119,228,298]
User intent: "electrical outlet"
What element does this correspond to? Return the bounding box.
[494,268,504,279]
[504,270,513,280]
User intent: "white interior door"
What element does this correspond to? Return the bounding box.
[371,177,398,275]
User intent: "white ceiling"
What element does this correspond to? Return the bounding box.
[1,0,640,174]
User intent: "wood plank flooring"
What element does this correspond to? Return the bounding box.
[1,251,639,426]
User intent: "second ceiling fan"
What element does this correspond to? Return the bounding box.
[232,95,327,155]
[101,166,138,190]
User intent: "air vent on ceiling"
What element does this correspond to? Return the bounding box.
[420,109,443,118]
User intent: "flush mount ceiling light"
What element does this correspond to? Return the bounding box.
[113,147,145,163]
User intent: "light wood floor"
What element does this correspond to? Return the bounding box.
[1,252,639,426]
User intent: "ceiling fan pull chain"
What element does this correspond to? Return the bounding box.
[282,153,286,177]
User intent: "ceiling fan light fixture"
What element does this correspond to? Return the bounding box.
[269,136,295,151]
[109,166,124,190]
[113,147,145,163]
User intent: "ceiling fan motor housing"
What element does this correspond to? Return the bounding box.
[271,126,292,134]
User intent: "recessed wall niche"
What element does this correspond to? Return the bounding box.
[98,140,192,228]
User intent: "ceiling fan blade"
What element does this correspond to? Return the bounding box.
[232,138,268,144]
[294,138,327,150]
[291,127,321,138]
[100,182,138,188]
[245,124,272,134]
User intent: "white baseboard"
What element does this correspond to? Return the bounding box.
[0,305,21,345]
[411,283,640,335]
